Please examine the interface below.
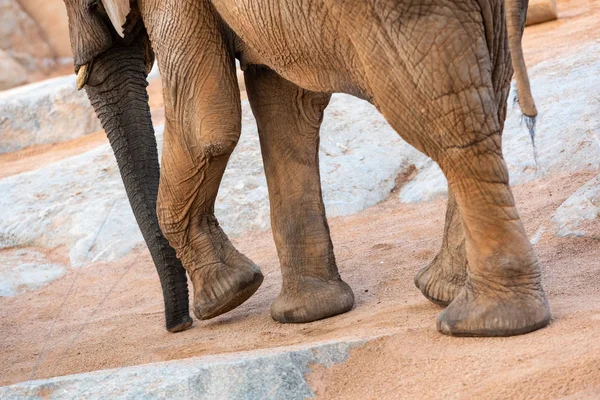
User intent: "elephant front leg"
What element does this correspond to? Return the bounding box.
[158,120,264,320]
[151,1,262,321]
[414,187,467,306]
[245,66,354,323]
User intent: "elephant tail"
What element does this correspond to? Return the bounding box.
[506,0,538,163]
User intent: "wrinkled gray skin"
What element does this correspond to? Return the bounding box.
[64,0,550,337]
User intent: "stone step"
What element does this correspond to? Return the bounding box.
[0,338,371,400]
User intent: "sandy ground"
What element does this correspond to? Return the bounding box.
[1,0,599,397]
[1,171,599,398]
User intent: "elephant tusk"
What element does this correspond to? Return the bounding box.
[144,40,154,76]
[76,64,89,90]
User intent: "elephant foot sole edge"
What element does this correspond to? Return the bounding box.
[192,261,264,321]
[271,278,355,323]
[436,286,551,337]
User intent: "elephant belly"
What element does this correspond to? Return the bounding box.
[212,0,368,98]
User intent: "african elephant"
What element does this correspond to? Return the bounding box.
[63,0,550,337]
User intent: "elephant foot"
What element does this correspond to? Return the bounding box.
[166,315,193,333]
[185,215,264,320]
[436,276,551,337]
[192,260,263,320]
[271,277,354,323]
[414,252,467,307]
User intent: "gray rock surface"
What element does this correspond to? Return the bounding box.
[398,42,600,202]
[552,174,600,239]
[0,249,66,297]
[0,49,28,91]
[0,339,365,399]
[0,96,425,268]
[0,139,144,268]
[0,75,102,153]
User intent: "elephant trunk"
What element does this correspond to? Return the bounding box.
[506,0,538,118]
[84,37,192,332]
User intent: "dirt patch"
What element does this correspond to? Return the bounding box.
[0,131,107,179]
[523,0,600,67]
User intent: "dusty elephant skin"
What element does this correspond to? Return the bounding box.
[63,0,550,337]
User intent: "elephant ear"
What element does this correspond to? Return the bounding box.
[102,0,131,38]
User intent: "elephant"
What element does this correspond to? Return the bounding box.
[63,0,550,337]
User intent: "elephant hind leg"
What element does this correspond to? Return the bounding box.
[373,11,549,336]
[414,90,512,308]
[244,66,354,323]
[389,99,550,336]
[433,135,550,336]
[414,187,467,307]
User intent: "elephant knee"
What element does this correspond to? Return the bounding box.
[202,134,239,159]
[155,134,239,255]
